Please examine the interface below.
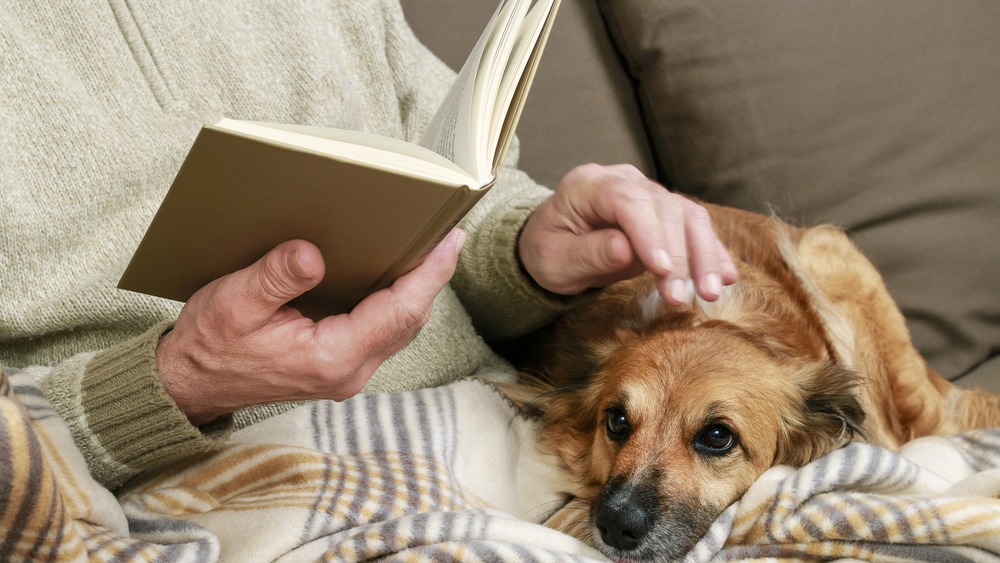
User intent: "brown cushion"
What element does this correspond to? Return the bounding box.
[599,0,1000,379]
[399,0,656,189]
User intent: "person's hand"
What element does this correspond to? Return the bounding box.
[156,229,466,425]
[519,164,737,305]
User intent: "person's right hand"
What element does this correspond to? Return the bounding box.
[155,229,466,426]
[519,164,737,306]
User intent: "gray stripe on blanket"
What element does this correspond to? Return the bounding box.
[718,541,981,562]
[951,430,1000,471]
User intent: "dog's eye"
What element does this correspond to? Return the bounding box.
[605,408,630,442]
[695,424,737,455]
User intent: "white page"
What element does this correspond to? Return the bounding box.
[417,0,530,185]
[488,0,555,164]
[215,119,472,186]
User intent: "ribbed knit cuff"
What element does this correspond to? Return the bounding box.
[491,193,579,310]
[455,188,579,342]
[84,320,232,485]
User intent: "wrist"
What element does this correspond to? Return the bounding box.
[156,327,220,426]
[77,320,232,488]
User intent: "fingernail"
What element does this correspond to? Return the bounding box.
[655,249,673,272]
[669,278,690,304]
[703,273,722,297]
[723,260,739,283]
[454,229,468,254]
[287,250,314,280]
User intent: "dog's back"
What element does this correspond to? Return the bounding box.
[510,202,1000,560]
[524,201,1000,451]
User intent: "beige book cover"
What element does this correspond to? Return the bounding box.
[118,0,560,315]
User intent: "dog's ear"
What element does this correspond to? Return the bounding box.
[534,315,642,388]
[776,362,866,467]
[537,377,605,484]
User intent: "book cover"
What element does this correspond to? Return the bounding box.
[118,0,560,315]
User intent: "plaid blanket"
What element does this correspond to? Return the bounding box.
[2,366,999,562]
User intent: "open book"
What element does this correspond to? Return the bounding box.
[118,0,560,315]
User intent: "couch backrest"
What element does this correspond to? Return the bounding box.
[399,0,656,189]
[401,0,1000,381]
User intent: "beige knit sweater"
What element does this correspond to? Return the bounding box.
[0,0,565,490]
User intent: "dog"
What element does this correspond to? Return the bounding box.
[509,202,1000,562]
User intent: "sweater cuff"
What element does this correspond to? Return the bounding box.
[83,320,232,487]
[466,190,579,341]
[492,193,579,309]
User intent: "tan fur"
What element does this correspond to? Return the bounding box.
[512,203,1000,561]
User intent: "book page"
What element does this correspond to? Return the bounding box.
[418,0,528,185]
[490,0,561,173]
[488,0,556,164]
[215,119,472,186]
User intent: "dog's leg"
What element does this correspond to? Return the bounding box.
[787,225,976,446]
[949,386,1000,430]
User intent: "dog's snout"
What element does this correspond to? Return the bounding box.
[595,496,652,551]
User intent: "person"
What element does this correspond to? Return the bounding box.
[0,0,736,494]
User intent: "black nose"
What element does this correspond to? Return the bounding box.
[595,499,652,551]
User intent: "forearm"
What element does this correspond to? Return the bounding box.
[31,321,232,490]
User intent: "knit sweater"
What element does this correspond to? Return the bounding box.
[0,0,566,490]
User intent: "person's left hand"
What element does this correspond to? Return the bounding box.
[518,163,738,305]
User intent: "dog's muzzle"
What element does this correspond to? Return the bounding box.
[593,474,659,552]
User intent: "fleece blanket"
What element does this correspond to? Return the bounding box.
[2,365,1000,562]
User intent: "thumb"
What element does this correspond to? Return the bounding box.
[226,240,326,328]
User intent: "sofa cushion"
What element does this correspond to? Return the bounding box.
[399,0,656,189]
[599,0,1000,379]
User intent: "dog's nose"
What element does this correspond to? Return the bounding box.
[595,500,652,551]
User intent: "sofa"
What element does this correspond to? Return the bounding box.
[7,3,999,560]
[401,0,1000,392]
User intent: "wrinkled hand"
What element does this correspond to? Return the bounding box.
[519,164,737,305]
[156,229,466,425]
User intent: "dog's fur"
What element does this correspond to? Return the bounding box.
[509,203,1000,561]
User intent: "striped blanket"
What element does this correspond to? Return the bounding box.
[2,366,1000,562]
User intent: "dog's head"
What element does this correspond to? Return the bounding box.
[532,275,865,561]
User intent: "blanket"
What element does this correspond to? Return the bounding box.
[2,366,1000,562]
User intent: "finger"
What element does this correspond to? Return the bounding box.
[592,171,678,279]
[678,200,740,300]
[321,228,465,362]
[717,239,739,286]
[678,199,727,300]
[576,168,692,303]
[547,229,641,293]
[640,187,691,305]
[222,239,326,331]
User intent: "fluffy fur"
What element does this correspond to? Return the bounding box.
[511,203,1000,562]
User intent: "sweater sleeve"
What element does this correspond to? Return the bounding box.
[450,165,575,342]
[382,6,572,342]
[35,320,232,490]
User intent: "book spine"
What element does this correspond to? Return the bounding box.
[369,183,491,293]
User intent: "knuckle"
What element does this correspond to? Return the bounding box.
[561,162,601,187]
[655,194,687,221]
[576,162,604,176]
[310,356,374,401]
[609,163,644,181]
[253,255,296,301]
[687,203,712,226]
[331,374,370,402]
[390,300,430,337]
[603,177,651,206]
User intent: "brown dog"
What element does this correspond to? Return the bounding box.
[512,203,1000,562]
